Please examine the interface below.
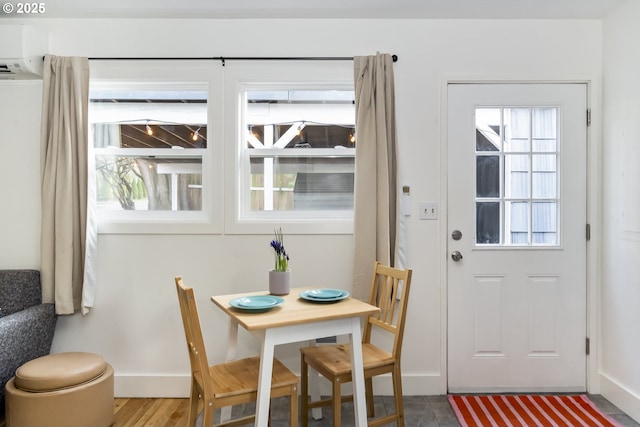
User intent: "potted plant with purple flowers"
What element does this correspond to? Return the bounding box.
[269,228,291,295]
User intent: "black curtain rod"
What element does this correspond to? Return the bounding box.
[82,55,398,65]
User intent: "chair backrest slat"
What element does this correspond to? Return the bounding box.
[363,262,413,360]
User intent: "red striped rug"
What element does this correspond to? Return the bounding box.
[448,394,623,427]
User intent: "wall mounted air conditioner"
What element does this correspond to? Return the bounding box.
[0,59,42,80]
[0,25,48,80]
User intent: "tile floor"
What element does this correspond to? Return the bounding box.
[255,394,639,427]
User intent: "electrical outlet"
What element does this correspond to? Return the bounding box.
[420,202,438,220]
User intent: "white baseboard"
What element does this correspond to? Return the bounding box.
[600,372,640,423]
[115,375,191,398]
[114,373,446,398]
[370,373,446,396]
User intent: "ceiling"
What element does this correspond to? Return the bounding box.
[23,0,626,19]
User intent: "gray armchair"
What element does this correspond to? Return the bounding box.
[0,270,57,415]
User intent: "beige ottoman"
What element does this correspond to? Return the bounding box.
[4,352,114,427]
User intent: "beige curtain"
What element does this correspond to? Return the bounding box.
[40,55,91,315]
[352,53,398,299]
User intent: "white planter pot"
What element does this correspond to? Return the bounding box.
[269,269,291,295]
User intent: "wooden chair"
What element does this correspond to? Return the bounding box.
[174,277,299,427]
[300,262,412,427]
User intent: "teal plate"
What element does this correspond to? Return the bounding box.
[229,295,284,311]
[299,289,350,303]
[305,289,345,299]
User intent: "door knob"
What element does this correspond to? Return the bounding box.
[451,251,463,262]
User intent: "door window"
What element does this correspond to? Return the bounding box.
[475,107,559,246]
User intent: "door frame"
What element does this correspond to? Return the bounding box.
[439,75,602,393]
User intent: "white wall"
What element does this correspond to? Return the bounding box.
[601,0,640,421]
[0,81,42,268]
[0,18,603,397]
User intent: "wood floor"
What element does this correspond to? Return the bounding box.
[0,398,193,427]
[113,398,191,427]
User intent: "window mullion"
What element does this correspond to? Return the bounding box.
[263,125,275,211]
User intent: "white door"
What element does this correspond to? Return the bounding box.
[447,83,587,392]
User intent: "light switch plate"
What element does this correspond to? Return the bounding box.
[420,202,438,220]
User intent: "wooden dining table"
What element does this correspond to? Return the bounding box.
[211,286,380,427]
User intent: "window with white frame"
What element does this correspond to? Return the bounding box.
[90,60,353,234]
[244,89,356,212]
[225,61,356,233]
[90,87,206,212]
[89,61,222,234]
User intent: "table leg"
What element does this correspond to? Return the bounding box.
[306,340,323,420]
[221,320,239,423]
[348,317,367,427]
[255,332,275,427]
[226,321,239,359]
